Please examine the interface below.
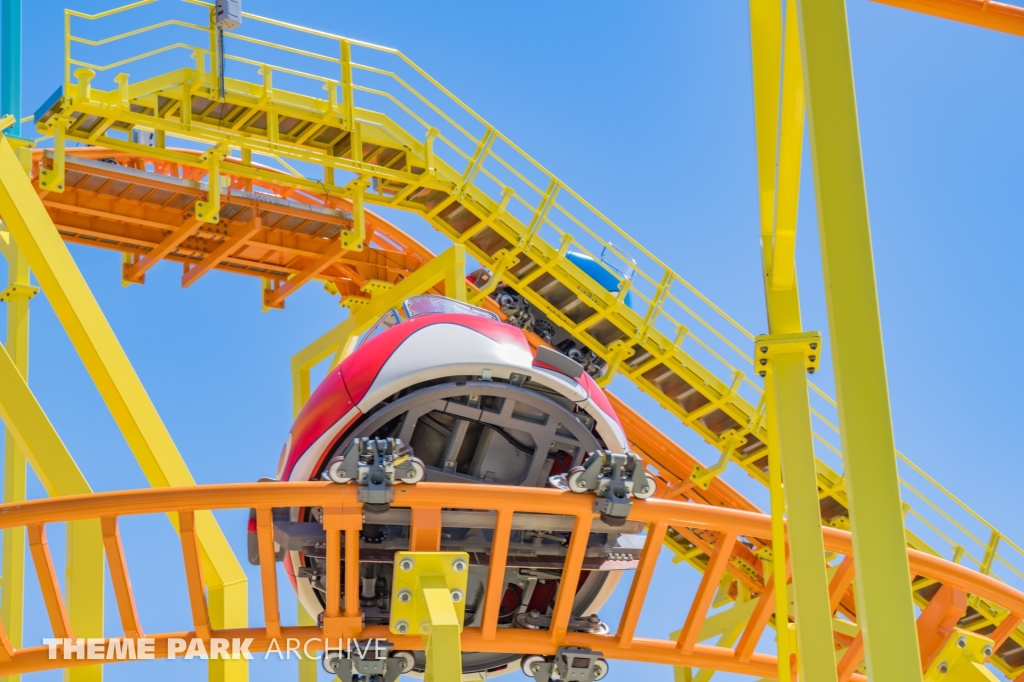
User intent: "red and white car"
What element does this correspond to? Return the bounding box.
[270,295,646,678]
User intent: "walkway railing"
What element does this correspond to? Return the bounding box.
[52,0,1024,603]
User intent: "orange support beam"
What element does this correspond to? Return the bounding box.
[838,633,865,682]
[122,217,203,283]
[177,511,211,640]
[182,214,263,288]
[322,507,343,621]
[677,532,738,655]
[263,241,348,309]
[480,509,513,641]
[27,525,72,640]
[101,517,142,639]
[617,522,668,647]
[255,507,281,638]
[991,613,1023,650]
[549,514,595,641]
[829,555,856,613]
[734,562,789,662]
[409,507,443,552]
[871,0,1024,37]
[915,585,967,670]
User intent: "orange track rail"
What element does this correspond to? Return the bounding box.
[0,482,1020,679]
[872,0,1024,36]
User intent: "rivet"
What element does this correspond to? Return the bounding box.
[452,558,467,572]
[397,588,412,603]
[394,620,409,634]
[399,557,414,571]
[451,589,464,603]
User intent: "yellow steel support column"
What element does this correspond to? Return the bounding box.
[389,552,468,682]
[795,1,922,680]
[0,228,28,682]
[759,336,836,681]
[421,580,462,682]
[763,371,794,682]
[0,341,104,681]
[751,1,838,679]
[0,134,247,681]
[3,137,103,682]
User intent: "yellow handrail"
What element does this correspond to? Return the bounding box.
[58,0,1024,588]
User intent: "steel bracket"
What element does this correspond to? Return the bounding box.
[754,331,822,378]
[0,282,39,303]
[923,628,997,681]
[195,144,230,224]
[389,551,469,682]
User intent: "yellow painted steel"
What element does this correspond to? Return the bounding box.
[795,0,922,680]
[763,341,837,682]
[9,1,1024,677]
[0,133,247,681]
[0,228,28,682]
[0,138,34,682]
[36,4,962,582]
[922,629,997,682]
[749,0,835,678]
[290,244,467,389]
[0,341,104,681]
[389,552,469,682]
[2,140,103,682]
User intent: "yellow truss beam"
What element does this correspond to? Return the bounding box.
[796,0,922,680]
[0,134,247,681]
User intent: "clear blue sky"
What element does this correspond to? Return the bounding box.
[2,1,1024,680]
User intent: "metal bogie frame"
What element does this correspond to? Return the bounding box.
[292,375,639,677]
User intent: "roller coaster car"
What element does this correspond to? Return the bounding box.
[266,294,654,679]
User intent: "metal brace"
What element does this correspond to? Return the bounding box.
[564,451,655,524]
[196,144,231,224]
[322,640,414,682]
[323,438,425,511]
[521,647,609,682]
[754,331,822,378]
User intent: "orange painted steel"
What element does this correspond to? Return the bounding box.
[872,0,1024,37]
[0,482,1020,679]
[26,525,71,641]
[100,517,142,640]
[31,147,440,306]
[677,531,738,655]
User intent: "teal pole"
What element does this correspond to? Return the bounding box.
[1,0,21,135]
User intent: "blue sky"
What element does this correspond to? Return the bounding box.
[3,0,1024,680]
